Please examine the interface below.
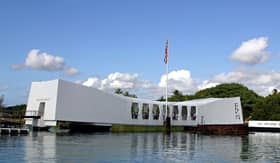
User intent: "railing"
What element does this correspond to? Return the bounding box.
[0,110,41,128]
[0,111,25,117]
[25,110,42,118]
[0,110,42,118]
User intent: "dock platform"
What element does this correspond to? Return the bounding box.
[0,128,29,135]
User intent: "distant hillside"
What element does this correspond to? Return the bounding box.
[252,91,280,120]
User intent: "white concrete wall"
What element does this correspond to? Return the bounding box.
[25,80,59,127]
[56,80,130,124]
[55,80,196,126]
[198,97,243,125]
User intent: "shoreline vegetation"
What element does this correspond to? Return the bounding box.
[0,104,26,127]
[1,83,280,128]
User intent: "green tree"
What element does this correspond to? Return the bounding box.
[157,96,165,101]
[115,88,123,94]
[123,91,129,96]
[3,104,27,116]
[115,88,137,98]
[272,89,278,95]
[169,90,185,102]
[252,92,280,120]
[123,91,137,98]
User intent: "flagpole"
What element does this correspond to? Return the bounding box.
[165,40,169,119]
[165,57,168,118]
[163,40,171,134]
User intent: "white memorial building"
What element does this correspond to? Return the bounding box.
[25,79,244,130]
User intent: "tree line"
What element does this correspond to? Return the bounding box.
[0,95,26,117]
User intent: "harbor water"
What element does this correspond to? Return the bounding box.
[1,132,280,162]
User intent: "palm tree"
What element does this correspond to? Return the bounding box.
[272,89,278,95]
[115,88,137,98]
[115,88,123,94]
[169,90,185,101]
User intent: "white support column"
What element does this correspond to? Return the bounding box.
[149,104,153,120]
[187,106,191,121]
[160,105,165,121]
[138,103,142,120]
[178,105,182,120]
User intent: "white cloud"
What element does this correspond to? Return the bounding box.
[12,49,79,76]
[82,70,198,99]
[81,67,280,100]
[83,72,156,90]
[198,80,219,90]
[63,67,80,76]
[207,69,280,96]
[24,49,64,71]
[83,77,101,88]
[230,37,270,64]
[159,70,197,94]
[101,72,139,90]
[212,71,246,83]
[82,72,160,99]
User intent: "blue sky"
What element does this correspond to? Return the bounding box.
[1,0,280,105]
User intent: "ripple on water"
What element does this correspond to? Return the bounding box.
[1,132,280,162]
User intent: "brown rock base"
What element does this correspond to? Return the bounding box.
[184,124,248,135]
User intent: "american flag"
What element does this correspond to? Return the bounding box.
[164,40,168,64]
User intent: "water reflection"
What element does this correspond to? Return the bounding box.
[241,133,280,162]
[25,132,56,163]
[2,132,280,162]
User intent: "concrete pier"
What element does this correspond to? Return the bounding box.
[0,128,29,135]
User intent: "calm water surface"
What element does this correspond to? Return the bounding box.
[1,132,280,163]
